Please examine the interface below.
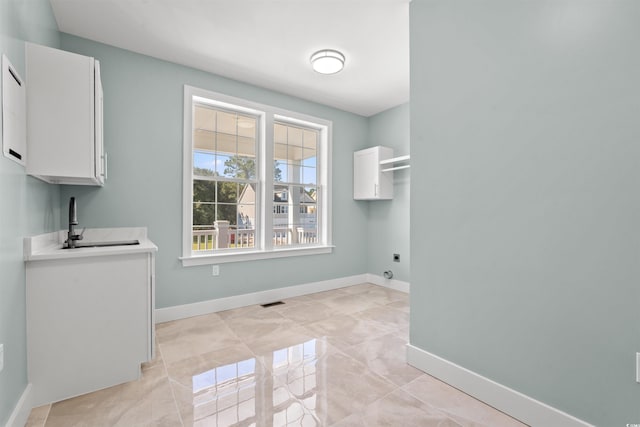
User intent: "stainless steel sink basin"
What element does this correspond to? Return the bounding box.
[62,240,140,249]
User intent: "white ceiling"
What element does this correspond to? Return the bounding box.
[49,0,410,117]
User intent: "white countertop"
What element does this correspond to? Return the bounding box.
[24,227,158,261]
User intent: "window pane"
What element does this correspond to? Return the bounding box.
[238,183,255,204]
[216,131,236,155]
[238,204,255,228]
[193,151,216,176]
[234,203,255,249]
[193,203,215,226]
[271,184,319,246]
[287,126,303,148]
[217,204,237,225]
[217,110,237,135]
[274,123,317,186]
[193,180,215,202]
[286,164,302,183]
[305,186,317,201]
[194,105,215,130]
[274,143,288,163]
[237,116,256,139]
[221,155,255,179]
[218,156,232,177]
[303,129,317,150]
[217,182,237,203]
[237,156,256,179]
[193,105,216,151]
[302,145,316,164]
[274,123,287,144]
[274,161,287,182]
[238,136,255,157]
[287,148,303,165]
[193,129,215,152]
[298,185,317,244]
[297,221,318,244]
[302,167,316,185]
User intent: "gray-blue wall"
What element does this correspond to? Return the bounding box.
[0,0,60,423]
[366,104,410,282]
[58,34,371,309]
[410,1,640,425]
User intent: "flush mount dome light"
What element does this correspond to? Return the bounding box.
[310,49,345,74]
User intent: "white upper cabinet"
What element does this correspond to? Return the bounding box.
[353,145,394,200]
[26,43,105,185]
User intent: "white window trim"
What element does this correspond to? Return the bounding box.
[180,85,333,266]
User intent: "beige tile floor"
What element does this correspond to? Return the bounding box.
[25,283,527,427]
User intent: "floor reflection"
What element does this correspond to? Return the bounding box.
[191,338,325,426]
[28,285,526,427]
[192,357,258,425]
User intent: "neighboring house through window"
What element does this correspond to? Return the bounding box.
[181,86,332,266]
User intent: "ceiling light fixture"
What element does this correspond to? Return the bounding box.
[310,49,345,75]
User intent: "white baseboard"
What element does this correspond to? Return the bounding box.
[5,383,33,427]
[406,344,593,427]
[365,273,410,293]
[155,273,370,323]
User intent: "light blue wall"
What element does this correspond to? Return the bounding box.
[0,0,60,423]
[58,34,370,309]
[365,104,410,282]
[410,1,640,426]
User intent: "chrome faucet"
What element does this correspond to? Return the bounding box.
[66,197,84,248]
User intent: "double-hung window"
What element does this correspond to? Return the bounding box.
[181,86,332,266]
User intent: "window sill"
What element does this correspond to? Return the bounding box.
[180,245,334,267]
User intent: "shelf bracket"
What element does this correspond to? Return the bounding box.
[379,154,410,172]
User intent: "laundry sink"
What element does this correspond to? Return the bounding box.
[62,240,140,249]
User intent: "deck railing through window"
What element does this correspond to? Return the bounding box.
[192,226,316,251]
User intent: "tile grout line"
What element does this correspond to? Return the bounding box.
[156,340,185,427]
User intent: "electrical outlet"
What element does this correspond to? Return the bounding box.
[636,353,640,383]
[0,343,4,373]
[212,265,220,276]
[393,253,400,262]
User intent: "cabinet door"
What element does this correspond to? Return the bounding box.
[26,43,103,185]
[94,60,105,184]
[354,149,378,199]
[27,253,150,406]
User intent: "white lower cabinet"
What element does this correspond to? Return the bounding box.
[26,252,155,406]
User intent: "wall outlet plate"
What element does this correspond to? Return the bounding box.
[393,253,400,262]
[0,343,4,373]
[636,352,640,383]
[212,265,220,276]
